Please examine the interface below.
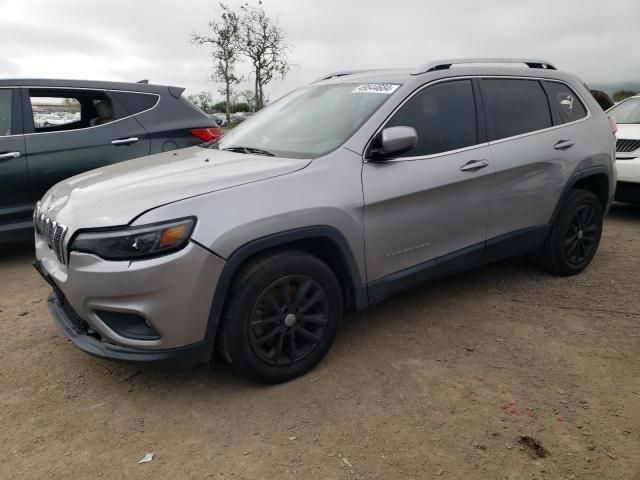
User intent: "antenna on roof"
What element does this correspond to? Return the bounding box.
[137,79,149,84]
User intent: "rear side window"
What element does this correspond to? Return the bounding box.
[28,89,115,133]
[110,91,158,115]
[481,79,552,141]
[386,79,478,156]
[0,89,11,136]
[543,81,588,123]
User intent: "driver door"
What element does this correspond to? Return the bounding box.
[362,79,494,301]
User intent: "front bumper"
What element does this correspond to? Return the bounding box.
[45,289,211,365]
[35,236,226,363]
[614,156,640,203]
[615,156,640,184]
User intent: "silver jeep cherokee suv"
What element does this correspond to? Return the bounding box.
[34,59,616,383]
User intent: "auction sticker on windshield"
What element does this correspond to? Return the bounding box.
[351,84,400,94]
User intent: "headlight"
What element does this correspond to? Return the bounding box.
[71,218,196,260]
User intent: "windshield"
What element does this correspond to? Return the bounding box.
[608,97,640,124]
[211,83,400,158]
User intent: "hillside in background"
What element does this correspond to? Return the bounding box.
[589,81,640,95]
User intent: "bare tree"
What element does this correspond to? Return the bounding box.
[187,91,215,112]
[238,1,291,110]
[229,89,240,111]
[239,89,256,112]
[192,3,241,124]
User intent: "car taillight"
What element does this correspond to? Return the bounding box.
[608,116,617,134]
[190,127,221,142]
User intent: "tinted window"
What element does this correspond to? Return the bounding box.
[29,89,114,133]
[386,80,477,156]
[0,89,11,136]
[544,81,588,123]
[482,79,552,140]
[111,91,158,115]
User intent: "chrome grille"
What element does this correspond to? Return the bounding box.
[34,204,68,265]
[616,138,640,153]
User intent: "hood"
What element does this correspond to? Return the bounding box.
[616,123,640,140]
[40,146,311,230]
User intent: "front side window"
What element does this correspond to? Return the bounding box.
[29,89,114,133]
[607,96,640,124]
[213,83,400,159]
[543,81,588,124]
[385,79,478,157]
[481,79,552,141]
[0,89,12,136]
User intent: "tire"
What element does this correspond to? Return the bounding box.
[538,188,603,276]
[217,250,343,384]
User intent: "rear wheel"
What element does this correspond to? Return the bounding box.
[538,189,603,275]
[217,250,343,383]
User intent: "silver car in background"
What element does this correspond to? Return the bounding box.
[34,58,616,383]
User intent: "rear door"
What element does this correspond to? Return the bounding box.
[22,87,151,202]
[0,87,32,241]
[481,77,579,243]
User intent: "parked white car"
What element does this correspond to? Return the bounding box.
[608,95,640,203]
[208,113,228,127]
[35,113,69,127]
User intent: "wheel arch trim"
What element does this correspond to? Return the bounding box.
[203,225,368,348]
[549,165,612,226]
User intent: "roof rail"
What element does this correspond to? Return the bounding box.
[314,69,378,82]
[411,58,556,75]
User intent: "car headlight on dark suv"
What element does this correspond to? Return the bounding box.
[71,218,196,261]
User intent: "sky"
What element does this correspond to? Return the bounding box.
[1,0,638,102]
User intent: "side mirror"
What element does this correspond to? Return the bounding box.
[369,126,417,160]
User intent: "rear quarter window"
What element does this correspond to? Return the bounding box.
[542,81,588,124]
[110,91,159,115]
[481,79,552,141]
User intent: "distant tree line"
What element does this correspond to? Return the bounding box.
[190,1,292,123]
[187,89,256,115]
[612,90,637,103]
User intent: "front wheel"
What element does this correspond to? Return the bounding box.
[217,250,343,383]
[538,189,603,276]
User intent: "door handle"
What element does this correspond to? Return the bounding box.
[0,151,21,161]
[553,139,575,150]
[111,137,139,146]
[460,159,489,172]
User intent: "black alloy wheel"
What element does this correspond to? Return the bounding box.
[249,275,329,366]
[564,204,599,265]
[218,250,343,384]
[538,188,603,276]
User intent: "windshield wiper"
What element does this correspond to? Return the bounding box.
[222,146,275,157]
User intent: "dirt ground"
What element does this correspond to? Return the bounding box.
[1,205,639,480]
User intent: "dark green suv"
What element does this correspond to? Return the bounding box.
[0,78,219,243]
